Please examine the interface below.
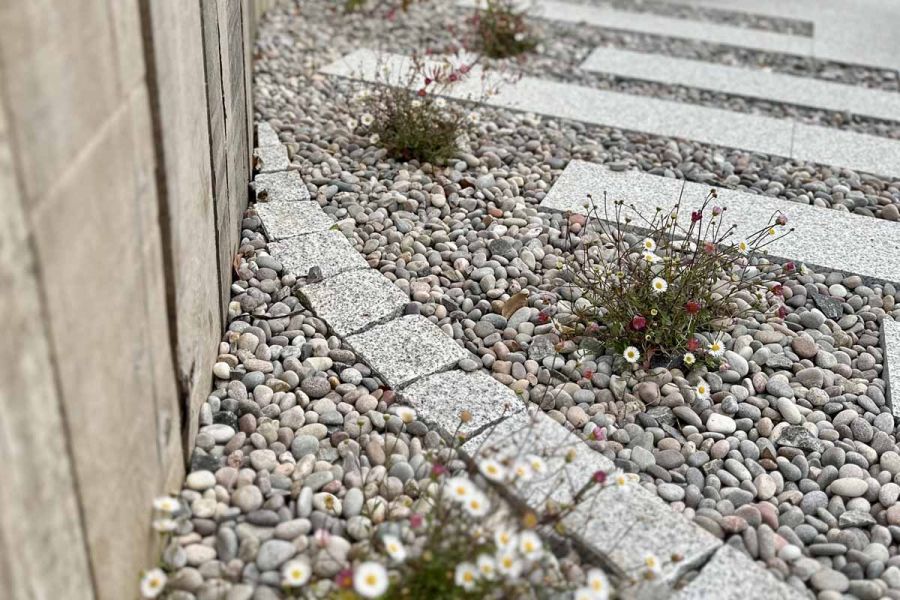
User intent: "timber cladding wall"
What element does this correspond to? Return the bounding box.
[0,1,267,598]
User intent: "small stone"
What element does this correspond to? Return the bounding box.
[257,539,296,570]
[829,477,868,497]
[186,470,217,491]
[232,485,263,512]
[707,413,736,434]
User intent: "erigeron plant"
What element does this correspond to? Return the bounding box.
[137,495,186,598]
[349,49,492,164]
[469,0,539,59]
[558,188,794,370]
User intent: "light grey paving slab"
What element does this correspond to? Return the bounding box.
[253,145,290,173]
[463,409,616,510]
[561,478,721,583]
[256,121,281,147]
[300,269,409,337]
[671,545,808,600]
[252,171,310,203]
[458,0,813,57]
[268,230,368,281]
[580,47,900,123]
[401,370,526,439]
[541,161,900,285]
[882,318,900,418]
[255,201,334,240]
[323,50,900,179]
[345,315,471,388]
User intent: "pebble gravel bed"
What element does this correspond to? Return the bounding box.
[239,1,900,598]
[571,0,814,37]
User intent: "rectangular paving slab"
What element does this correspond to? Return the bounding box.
[401,370,526,440]
[256,201,335,240]
[345,315,471,388]
[253,171,310,203]
[671,545,808,600]
[323,50,900,179]
[540,161,900,285]
[257,121,281,147]
[253,144,290,173]
[458,0,813,57]
[299,269,410,337]
[267,230,368,281]
[462,409,616,510]
[882,318,900,418]
[580,46,900,123]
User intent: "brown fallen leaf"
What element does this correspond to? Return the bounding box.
[501,290,530,319]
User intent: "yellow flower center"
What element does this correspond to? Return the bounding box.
[292,569,302,579]
[464,572,474,583]
[365,574,378,586]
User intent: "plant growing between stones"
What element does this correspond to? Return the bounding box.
[469,0,539,59]
[557,188,794,369]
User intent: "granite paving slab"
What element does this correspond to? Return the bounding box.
[256,201,334,240]
[401,370,526,439]
[253,145,290,173]
[345,315,471,388]
[267,230,368,281]
[463,409,616,509]
[882,318,900,418]
[540,161,900,285]
[671,545,809,599]
[252,171,310,203]
[580,46,900,122]
[299,269,409,337]
[457,0,813,57]
[561,478,722,583]
[256,121,281,147]
[323,50,900,179]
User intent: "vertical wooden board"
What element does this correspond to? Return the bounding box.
[203,0,232,321]
[0,75,96,600]
[143,0,221,457]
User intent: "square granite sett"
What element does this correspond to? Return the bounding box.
[462,409,615,509]
[562,481,721,584]
[345,315,471,388]
[267,230,368,280]
[300,269,409,337]
[257,122,281,147]
[671,545,808,600]
[256,201,334,240]
[254,145,290,173]
[882,318,900,417]
[253,171,310,203]
[401,370,526,439]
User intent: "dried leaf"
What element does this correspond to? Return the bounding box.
[501,291,529,319]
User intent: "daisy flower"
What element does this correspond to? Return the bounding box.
[353,562,389,598]
[434,97,447,109]
[360,113,375,127]
[464,491,490,517]
[152,518,178,533]
[446,477,474,502]
[382,534,407,562]
[574,587,597,600]
[478,459,506,482]
[642,251,660,264]
[587,568,611,599]
[153,496,180,514]
[526,454,547,476]
[643,553,663,577]
[736,240,750,255]
[642,238,656,251]
[683,352,696,366]
[610,469,633,489]
[282,559,311,587]
[392,406,416,423]
[369,133,380,145]
[707,339,725,357]
[695,380,710,399]
[518,531,543,559]
[468,112,480,124]
[623,346,641,364]
[512,459,533,481]
[477,554,497,580]
[347,118,359,130]
[651,277,668,293]
[454,562,478,591]
[494,528,517,549]
[140,568,167,599]
[496,551,523,578]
